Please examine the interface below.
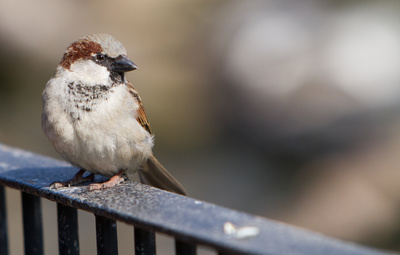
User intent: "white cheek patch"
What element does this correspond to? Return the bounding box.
[69,59,110,85]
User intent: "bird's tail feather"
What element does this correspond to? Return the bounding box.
[139,155,187,195]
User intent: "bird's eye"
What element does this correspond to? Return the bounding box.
[96,53,105,62]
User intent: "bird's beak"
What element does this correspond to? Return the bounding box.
[111,55,138,72]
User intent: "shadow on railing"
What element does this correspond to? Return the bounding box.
[0,144,394,255]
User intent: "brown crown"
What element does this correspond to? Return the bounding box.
[60,40,102,70]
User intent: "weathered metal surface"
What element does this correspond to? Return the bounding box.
[134,227,156,255]
[57,203,79,255]
[95,215,118,255]
[0,144,396,255]
[175,239,196,255]
[0,186,8,255]
[22,192,44,255]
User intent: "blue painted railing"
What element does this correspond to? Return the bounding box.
[0,144,395,255]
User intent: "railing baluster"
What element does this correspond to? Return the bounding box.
[134,227,156,255]
[175,239,196,255]
[22,192,44,255]
[0,186,8,255]
[57,203,79,255]
[95,215,118,255]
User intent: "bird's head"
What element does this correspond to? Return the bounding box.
[59,33,137,85]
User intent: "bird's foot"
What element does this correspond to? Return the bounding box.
[88,170,125,191]
[50,169,95,189]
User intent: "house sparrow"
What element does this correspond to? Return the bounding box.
[42,33,186,195]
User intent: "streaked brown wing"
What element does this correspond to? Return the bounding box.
[126,82,152,134]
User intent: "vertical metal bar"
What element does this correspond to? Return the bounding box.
[134,227,156,255]
[95,215,118,255]
[22,192,44,255]
[0,186,8,255]
[175,239,196,255]
[57,203,79,255]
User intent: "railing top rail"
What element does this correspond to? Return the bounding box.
[0,144,394,255]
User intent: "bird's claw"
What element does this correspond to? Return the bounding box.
[49,181,70,189]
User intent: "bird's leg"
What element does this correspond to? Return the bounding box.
[50,169,95,189]
[88,170,125,191]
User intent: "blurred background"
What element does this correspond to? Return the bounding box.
[1,0,400,254]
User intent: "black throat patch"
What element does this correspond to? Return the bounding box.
[66,82,117,114]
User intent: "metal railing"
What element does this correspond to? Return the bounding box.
[0,144,394,255]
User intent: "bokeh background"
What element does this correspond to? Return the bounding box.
[1,0,400,254]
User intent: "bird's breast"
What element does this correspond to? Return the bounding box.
[43,81,153,176]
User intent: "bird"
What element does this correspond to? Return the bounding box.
[41,33,186,195]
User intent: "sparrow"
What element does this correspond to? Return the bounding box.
[42,33,186,195]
